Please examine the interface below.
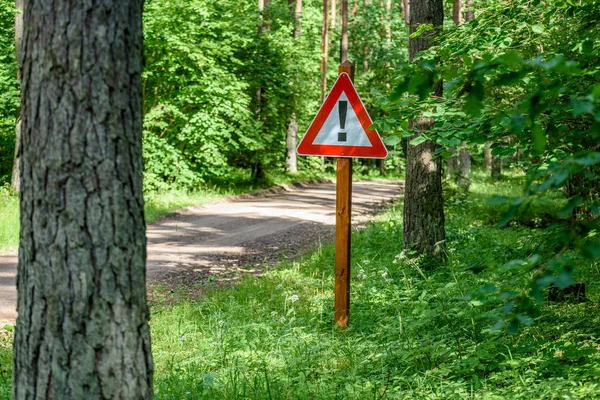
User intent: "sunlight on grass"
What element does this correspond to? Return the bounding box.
[147,176,600,399]
[0,188,18,254]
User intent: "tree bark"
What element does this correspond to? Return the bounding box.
[11,0,24,193]
[12,1,153,398]
[403,0,446,262]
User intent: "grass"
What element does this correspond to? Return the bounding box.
[0,188,18,254]
[1,172,598,398]
[144,172,598,399]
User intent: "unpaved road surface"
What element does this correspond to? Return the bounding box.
[0,180,402,324]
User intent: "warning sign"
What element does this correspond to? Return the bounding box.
[297,73,387,159]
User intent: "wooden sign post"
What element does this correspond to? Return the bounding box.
[296,61,386,328]
[334,62,354,328]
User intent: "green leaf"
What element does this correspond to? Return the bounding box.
[582,40,594,55]
[531,24,544,34]
[532,125,547,154]
[582,241,600,259]
[384,136,401,146]
[409,135,428,146]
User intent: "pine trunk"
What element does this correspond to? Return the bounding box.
[286,0,301,174]
[12,1,153,398]
[403,0,446,262]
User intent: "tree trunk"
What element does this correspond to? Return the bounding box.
[401,0,410,25]
[11,0,24,193]
[403,0,446,262]
[484,142,492,170]
[12,1,153,398]
[453,0,462,24]
[289,0,302,37]
[286,0,301,174]
[321,0,330,103]
[363,0,369,72]
[341,0,349,62]
[286,117,298,174]
[491,155,502,179]
[465,0,474,20]
[331,0,337,28]
[446,148,458,179]
[458,142,471,190]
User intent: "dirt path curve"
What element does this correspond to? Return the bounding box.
[0,180,402,324]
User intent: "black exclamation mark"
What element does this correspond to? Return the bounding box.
[338,101,348,142]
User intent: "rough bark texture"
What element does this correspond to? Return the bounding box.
[13,1,153,398]
[403,0,446,262]
[11,0,24,193]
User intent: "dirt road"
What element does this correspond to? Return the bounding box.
[0,180,402,324]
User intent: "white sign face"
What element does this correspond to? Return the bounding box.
[297,72,387,159]
[312,92,372,147]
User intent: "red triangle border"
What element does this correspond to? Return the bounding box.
[297,73,388,159]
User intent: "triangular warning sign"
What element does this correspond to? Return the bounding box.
[297,73,387,159]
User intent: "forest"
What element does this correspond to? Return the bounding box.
[0,0,599,398]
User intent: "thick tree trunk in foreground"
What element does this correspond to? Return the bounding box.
[10,0,23,193]
[13,1,153,398]
[403,0,446,262]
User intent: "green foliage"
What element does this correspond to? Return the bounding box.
[142,0,323,190]
[382,0,600,327]
[0,327,12,400]
[0,1,18,186]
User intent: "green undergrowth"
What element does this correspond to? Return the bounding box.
[147,173,599,399]
[0,173,598,399]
